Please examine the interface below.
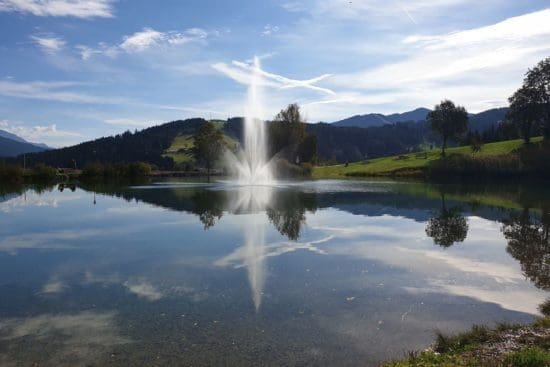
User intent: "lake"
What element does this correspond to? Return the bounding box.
[0,179,548,366]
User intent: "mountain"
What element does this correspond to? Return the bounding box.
[15,118,207,169]
[10,106,514,167]
[332,107,509,132]
[0,129,27,143]
[0,135,49,157]
[0,129,52,157]
[468,107,509,132]
[332,108,431,128]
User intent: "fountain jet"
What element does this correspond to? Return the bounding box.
[226,56,273,185]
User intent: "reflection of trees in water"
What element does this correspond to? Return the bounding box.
[266,192,317,241]
[425,194,468,248]
[502,207,550,290]
[190,189,318,240]
[191,191,225,230]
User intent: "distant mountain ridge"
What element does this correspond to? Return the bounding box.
[331,107,509,131]
[0,129,51,157]
[332,108,431,128]
[10,106,512,167]
[0,135,49,157]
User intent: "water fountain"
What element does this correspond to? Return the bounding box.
[226,56,274,185]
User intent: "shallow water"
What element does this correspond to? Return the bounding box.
[0,179,548,366]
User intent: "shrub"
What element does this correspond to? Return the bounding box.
[81,162,152,180]
[272,159,312,178]
[30,163,57,180]
[504,347,550,367]
[0,163,23,183]
[539,299,550,317]
[427,153,521,179]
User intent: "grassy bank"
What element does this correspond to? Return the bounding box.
[382,314,550,367]
[313,137,543,179]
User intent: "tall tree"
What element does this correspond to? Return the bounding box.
[269,103,306,160]
[507,86,541,144]
[427,100,469,156]
[192,121,224,177]
[524,57,550,139]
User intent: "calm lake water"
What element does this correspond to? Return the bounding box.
[0,179,548,366]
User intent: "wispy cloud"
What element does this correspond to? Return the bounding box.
[0,80,125,104]
[0,120,81,141]
[261,24,279,36]
[0,0,115,18]
[315,8,550,114]
[79,27,209,59]
[103,118,155,127]
[213,59,335,95]
[299,0,477,23]
[30,35,65,53]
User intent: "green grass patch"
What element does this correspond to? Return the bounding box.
[163,132,240,167]
[312,137,543,179]
[504,347,550,367]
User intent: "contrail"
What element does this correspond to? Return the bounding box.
[402,6,417,25]
[231,60,336,95]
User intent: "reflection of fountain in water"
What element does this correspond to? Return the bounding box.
[221,55,276,310]
[230,185,273,311]
[225,56,273,185]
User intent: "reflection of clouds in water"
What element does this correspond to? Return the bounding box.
[399,247,524,284]
[0,229,105,254]
[105,205,167,215]
[307,210,547,315]
[0,193,81,213]
[40,278,67,294]
[216,207,330,310]
[404,283,546,315]
[124,279,163,301]
[216,235,332,268]
[0,311,130,366]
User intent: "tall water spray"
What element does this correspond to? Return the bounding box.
[231,56,273,184]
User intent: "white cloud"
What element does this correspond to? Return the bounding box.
[120,28,163,52]
[80,27,210,59]
[301,0,477,23]
[261,24,279,36]
[0,120,82,143]
[0,0,114,18]
[213,59,336,95]
[30,35,65,53]
[303,8,550,116]
[0,80,125,104]
[103,118,155,127]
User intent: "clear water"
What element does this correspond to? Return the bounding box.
[0,179,548,366]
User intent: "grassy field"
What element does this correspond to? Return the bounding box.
[313,137,543,179]
[163,131,240,165]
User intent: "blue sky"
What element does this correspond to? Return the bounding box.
[0,0,549,147]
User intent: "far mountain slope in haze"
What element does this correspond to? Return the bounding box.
[0,135,49,157]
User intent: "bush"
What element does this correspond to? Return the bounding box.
[427,153,521,179]
[434,325,493,353]
[504,347,550,367]
[30,163,57,180]
[272,159,312,178]
[81,162,152,180]
[539,299,550,317]
[0,163,23,183]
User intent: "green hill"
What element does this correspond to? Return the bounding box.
[313,137,543,178]
[163,133,239,166]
